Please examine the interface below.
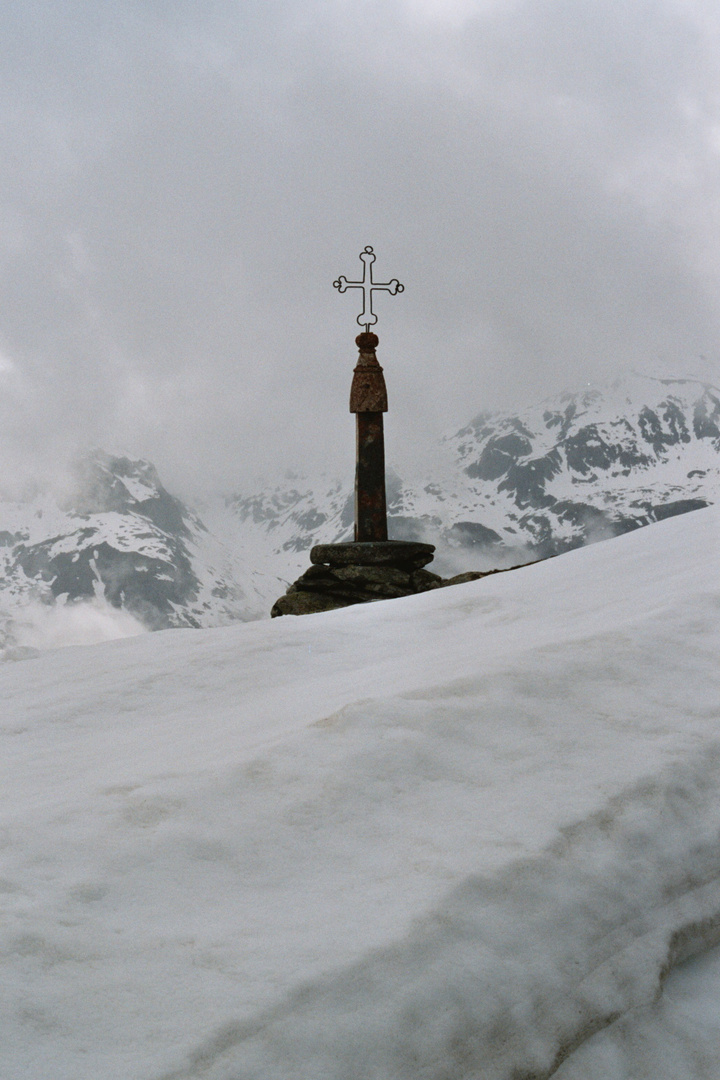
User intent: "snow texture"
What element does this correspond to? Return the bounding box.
[1,506,719,1079]
[555,941,720,1078]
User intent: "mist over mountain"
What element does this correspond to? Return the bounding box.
[1,373,718,637]
[225,373,720,577]
[0,452,270,640]
[398,373,720,562]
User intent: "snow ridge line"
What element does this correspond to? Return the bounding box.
[157,747,720,1080]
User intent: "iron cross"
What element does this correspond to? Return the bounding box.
[333,246,404,331]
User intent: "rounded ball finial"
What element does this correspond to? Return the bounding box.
[356,331,379,351]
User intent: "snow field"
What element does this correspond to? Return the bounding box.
[0,506,719,1078]
[555,940,720,1079]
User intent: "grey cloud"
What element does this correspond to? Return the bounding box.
[0,0,719,493]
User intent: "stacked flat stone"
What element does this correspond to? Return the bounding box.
[271,540,486,617]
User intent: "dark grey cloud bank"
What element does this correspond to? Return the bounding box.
[0,0,719,493]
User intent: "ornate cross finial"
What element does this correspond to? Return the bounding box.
[333,246,404,331]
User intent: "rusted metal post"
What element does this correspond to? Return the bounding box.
[350,331,388,542]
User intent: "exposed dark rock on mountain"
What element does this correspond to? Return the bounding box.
[2,375,719,628]
[0,452,254,629]
[229,375,720,580]
[449,522,503,547]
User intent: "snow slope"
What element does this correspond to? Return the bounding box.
[1,507,719,1079]
[555,940,720,1077]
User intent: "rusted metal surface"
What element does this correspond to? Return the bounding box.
[355,411,387,541]
[349,332,388,413]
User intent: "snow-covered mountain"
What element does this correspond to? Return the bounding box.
[435,373,720,558]
[0,451,271,634]
[1,374,719,631]
[226,373,720,576]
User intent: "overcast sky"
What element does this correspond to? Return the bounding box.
[1,0,719,494]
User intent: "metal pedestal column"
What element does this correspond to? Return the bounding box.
[349,332,389,543]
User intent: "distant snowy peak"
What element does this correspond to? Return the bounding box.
[0,451,254,631]
[66,451,193,530]
[225,375,720,577]
[435,375,720,556]
[228,475,353,549]
[455,377,720,483]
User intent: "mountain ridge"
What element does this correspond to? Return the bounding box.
[223,372,720,574]
[0,373,718,634]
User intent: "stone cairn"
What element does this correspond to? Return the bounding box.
[271,540,486,618]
